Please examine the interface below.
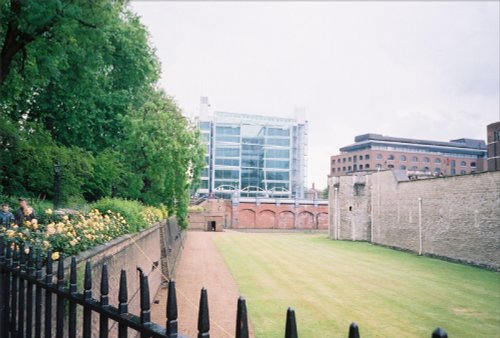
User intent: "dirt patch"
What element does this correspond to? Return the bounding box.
[151,231,253,337]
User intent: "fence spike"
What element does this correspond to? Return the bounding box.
[236,296,249,338]
[285,307,298,338]
[197,287,210,338]
[0,235,4,261]
[348,322,360,338]
[35,248,42,279]
[84,261,92,299]
[119,270,128,313]
[100,263,109,306]
[166,279,178,337]
[70,257,77,293]
[27,246,34,276]
[19,245,26,271]
[139,270,151,324]
[57,253,65,289]
[45,249,53,284]
[432,328,448,338]
[13,245,20,268]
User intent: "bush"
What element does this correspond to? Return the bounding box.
[90,198,164,232]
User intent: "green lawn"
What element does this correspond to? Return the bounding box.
[214,232,500,338]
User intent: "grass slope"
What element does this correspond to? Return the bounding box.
[214,232,500,338]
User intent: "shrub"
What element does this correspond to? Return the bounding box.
[90,198,164,232]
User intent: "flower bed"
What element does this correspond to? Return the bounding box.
[0,202,164,259]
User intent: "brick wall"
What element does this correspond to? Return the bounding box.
[230,201,329,230]
[329,171,500,270]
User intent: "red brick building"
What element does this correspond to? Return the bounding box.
[330,133,487,177]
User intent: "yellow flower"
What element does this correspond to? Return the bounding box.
[69,239,78,247]
[45,209,53,215]
[6,230,15,238]
[51,252,60,261]
[63,215,69,221]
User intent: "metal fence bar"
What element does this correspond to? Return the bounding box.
[83,261,92,338]
[69,257,77,338]
[26,249,34,338]
[100,263,110,338]
[44,251,53,338]
[56,254,65,338]
[18,248,26,338]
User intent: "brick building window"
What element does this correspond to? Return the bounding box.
[343,158,346,163]
[434,158,441,164]
[470,162,476,168]
[411,166,418,170]
[365,164,370,169]
[365,154,370,160]
[343,167,346,171]
[348,166,352,171]
[353,155,357,162]
[424,166,430,171]
[348,157,352,162]
[423,157,430,163]
[400,155,406,161]
[388,164,394,169]
[360,155,363,160]
[451,168,456,175]
[412,156,418,162]
[376,154,382,160]
[376,164,382,169]
[460,161,467,167]
[360,164,364,169]
[388,154,395,161]
[400,165,406,170]
[451,160,456,167]
[460,170,466,175]
[332,168,336,173]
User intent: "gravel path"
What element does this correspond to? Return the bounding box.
[151,231,252,338]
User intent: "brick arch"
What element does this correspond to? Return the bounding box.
[257,210,276,229]
[278,211,295,229]
[316,212,328,230]
[239,209,256,228]
[297,211,315,229]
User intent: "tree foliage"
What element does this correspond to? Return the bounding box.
[0,0,203,227]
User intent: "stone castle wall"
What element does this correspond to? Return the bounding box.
[329,171,500,270]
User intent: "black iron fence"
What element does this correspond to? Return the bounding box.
[0,236,449,338]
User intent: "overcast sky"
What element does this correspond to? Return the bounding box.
[129,1,500,189]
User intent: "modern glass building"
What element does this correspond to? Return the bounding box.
[196,101,308,198]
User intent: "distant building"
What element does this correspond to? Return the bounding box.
[329,133,487,177]
[196,97,308,198]
[486,122,500,171]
